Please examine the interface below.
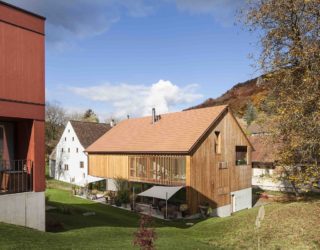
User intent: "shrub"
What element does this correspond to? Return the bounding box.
[133,215,157,250]
[114,177,130,204]
[46,217,64,232]
[57,206,72,215]
[45,195,50,204]
[118,189,130,204]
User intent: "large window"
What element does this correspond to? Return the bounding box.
[129,155,186,185]
[235,146,248,166]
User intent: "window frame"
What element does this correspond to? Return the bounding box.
[80,161,84,168]
[214,131,221,154]
[235,146,248,166]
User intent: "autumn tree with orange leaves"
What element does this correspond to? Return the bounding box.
[245,0,320,194]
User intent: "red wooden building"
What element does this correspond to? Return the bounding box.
[0,1,45,231]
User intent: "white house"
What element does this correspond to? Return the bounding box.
[49,120,114,188]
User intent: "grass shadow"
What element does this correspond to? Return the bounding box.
[46,199,204,233]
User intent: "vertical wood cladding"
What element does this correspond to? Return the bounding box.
[0,2,45,192]
[87,109,252,215]
[0,22,45,105]
[89,154,187,186]
[0,3,45,34]
[88,154,129,179]
[187,111,252,213]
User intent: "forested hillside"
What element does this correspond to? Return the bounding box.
[188,75,270,116]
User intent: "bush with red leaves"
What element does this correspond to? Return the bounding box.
[133,215,157,250]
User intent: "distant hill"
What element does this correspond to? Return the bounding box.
[187,76,270,116]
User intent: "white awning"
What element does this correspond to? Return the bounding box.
[74,177,104,187]
[137,186,184,200]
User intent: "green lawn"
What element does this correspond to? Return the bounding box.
[0,182,319,249]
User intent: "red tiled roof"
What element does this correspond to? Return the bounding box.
[86,105,228,153]
[250,135,276,163]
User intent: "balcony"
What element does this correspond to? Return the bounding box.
[129,155,186,186]
[0,159,33,195]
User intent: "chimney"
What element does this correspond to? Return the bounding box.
[152,108,156,124]
[110,119,115,127]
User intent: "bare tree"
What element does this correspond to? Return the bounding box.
[66,111,83,121]
[45,102,67,155]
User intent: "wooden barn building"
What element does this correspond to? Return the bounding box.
[86,105,253,216]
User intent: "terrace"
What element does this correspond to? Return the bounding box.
[128,155,186,186]
[0,120,35,194]
[0,159,33,194]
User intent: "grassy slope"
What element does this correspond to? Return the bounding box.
[0,186,319,250]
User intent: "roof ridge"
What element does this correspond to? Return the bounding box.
[121,104,229,121]
[86,104,231,153]
[69,120,111,125]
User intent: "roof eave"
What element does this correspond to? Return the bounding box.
[0,1,46,20]
[188,105,229,155]
[86,151,190,155]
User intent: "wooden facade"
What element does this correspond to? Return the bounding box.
[128,155,186,186]
[88,154,186,186]
[88,154,129,179]
[88,107,252,214]
[187,110,252,213]
[0,2,45,192]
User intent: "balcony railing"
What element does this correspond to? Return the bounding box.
[0,159,33,195]
[129,155,186,186]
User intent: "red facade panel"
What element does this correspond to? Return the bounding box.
[0,2,45,192]
[28,120,45,192]
[0,3,44,34]
[0,100,44,121]
[0,22,45,104]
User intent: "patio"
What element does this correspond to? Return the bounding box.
[74,185,188,220]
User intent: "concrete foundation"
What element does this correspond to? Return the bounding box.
[0,192,45,231]
[212,204,232,217]
[231,187,252,212]
[210,188,252,217]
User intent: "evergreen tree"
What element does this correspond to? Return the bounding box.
[82,109,99,123]
[244,101,257,126]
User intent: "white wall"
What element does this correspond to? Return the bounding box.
[53,122,103,186]
[0,192,45,231]
[209,188,252,217]
[231,187,252,212]
[211,204,232,217]
[252,175,293,191]
[106,178,117,191]
[253,168,275,176]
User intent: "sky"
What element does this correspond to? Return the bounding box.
[5,0,260,120]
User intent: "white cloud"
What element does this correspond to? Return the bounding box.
[4,0,154,48]
[5,0,245,48]
[69,80,203,118]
